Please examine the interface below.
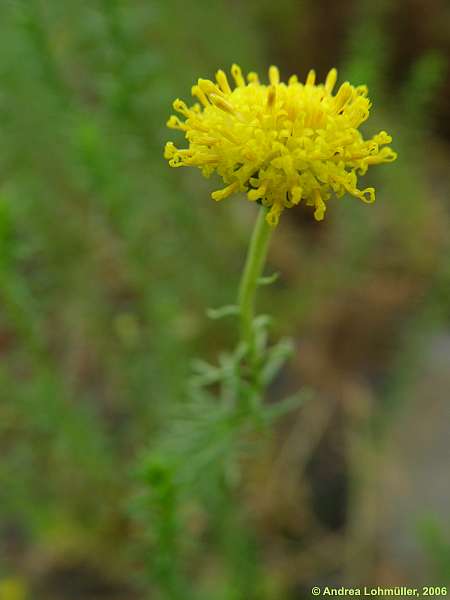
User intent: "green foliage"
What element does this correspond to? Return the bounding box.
[400,50,448,135]
[0,0,448,597]
[137,304,306,598]
[418,517,450,584]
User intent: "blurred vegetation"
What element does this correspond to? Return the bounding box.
[0,1,449,598]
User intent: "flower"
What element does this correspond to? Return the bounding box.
[164,65,397,226]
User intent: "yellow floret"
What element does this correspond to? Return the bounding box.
[164,65,397,226]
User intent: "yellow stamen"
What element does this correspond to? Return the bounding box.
[325,68,338,94]
[269,65,280,85]
[191,85,209,107]
[266,203,283,226]
[306,69,316,86]
[334,82,353,112]
[267,85,276,108]
[247,183,267,201]
[357,187,375,204]
[209,94,235,114]
[166,115,187,130]
[172,99,190,117]
[231,64,245,87]
[215,69,231,94]
[313,190,326,221]
[198,78,224,97]
[289,186,302,205]
[211,181,240,201]
[247,72,260,84]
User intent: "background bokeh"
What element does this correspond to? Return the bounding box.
[0,1,449,598]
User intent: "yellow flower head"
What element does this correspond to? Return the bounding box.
[164,65,397,226]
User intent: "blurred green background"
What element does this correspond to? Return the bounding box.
[0,0,449,598]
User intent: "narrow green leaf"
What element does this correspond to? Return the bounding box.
[206,304,240,319]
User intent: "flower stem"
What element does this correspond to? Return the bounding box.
[238,207,273,354]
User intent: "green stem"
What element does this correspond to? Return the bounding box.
[238,207,273,353]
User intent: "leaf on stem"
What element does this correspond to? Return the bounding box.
[206,304,240,319]
[263,389,312,422]
[257,272,279,286]
[260,337,295,385]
